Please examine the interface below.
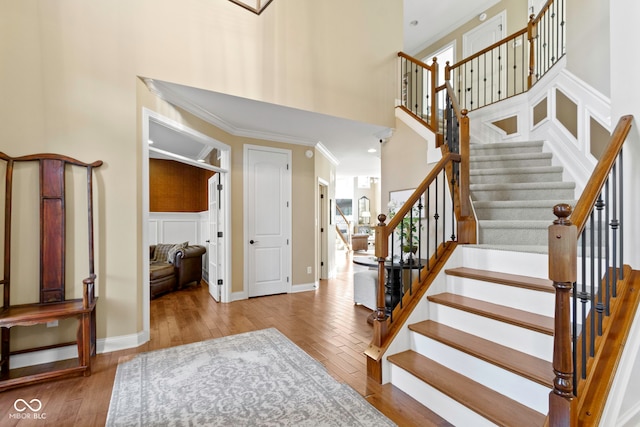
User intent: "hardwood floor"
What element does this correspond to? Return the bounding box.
[0,251,451,426]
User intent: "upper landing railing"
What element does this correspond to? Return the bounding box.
[399,0,566,121]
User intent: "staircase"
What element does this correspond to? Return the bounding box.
[387,246,554,426]
[384,140,579,425]
[470,140,576,252]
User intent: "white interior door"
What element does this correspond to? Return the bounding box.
[208,174,221,301]
[245,146,291,298]
[462,11,506,107]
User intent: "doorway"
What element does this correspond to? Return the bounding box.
[244,145,292,298]
[142,108,231,337]
[318,180,329,280]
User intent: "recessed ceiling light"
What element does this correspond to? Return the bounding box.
[410,20,419,26]
[368,148,377,153]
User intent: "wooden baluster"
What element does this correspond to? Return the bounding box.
[548,204,578,426]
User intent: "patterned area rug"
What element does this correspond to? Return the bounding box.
[106,328,395,426]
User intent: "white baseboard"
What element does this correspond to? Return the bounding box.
[10,331,149,369]
[291,282,317,293]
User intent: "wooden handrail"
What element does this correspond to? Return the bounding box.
[335,204,351,249]
[447,28,528,71]
[548,114,634,425]
[381,152,460,235]
[397,52,435,72]
[570,115,633,232]
[530,0,556,26]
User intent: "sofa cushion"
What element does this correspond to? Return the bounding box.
[149,263,175,281]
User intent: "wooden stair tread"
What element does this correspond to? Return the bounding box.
[445,267,554,293]
[428,293,554,335]
[409,320,554,388]
[388,350,546,427]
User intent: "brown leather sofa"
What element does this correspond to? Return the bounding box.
[150,243,206,299]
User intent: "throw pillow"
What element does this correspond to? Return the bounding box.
[167,241,189,264]
[153,243,175,264]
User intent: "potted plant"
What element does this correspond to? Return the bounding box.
[388,201,422,257]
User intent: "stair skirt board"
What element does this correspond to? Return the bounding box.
[428,303,553,361]
[390,364,503,427]
[411,334,550,413]
[446,276,555,318]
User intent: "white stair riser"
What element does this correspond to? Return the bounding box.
[458,246,549,278]
[412,334,550,414]
[390,364,498,427]
[428,302,553,361]
[446,276,555,317]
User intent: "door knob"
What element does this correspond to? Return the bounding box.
[249,240,258,244]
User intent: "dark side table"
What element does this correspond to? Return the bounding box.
[353,256,427,315]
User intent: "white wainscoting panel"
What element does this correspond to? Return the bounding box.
[148,212,204,245]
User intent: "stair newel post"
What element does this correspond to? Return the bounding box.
[430,57,438,126]
[456,109,476,244]
[527,13,536,89]
[548,203,578,426]
[373,214,389,346]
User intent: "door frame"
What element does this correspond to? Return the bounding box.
[318,178,329,280]
[142,108,232,337]
[243,144,292,298]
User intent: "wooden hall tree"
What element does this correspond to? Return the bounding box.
[0,152,102,391]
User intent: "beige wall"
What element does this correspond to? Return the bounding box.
[566,0,610,97]
[0,0,401,347]
[381,119,430,213]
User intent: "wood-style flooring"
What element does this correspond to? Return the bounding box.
[0,251,451,426]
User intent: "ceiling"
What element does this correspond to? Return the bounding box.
[147,0,500,178]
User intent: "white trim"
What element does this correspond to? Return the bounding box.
[142,107,233,343]
[316,142,339,166]
[9,331,149,369]
[290,282,317,293]
[145,78,318,147]
[600,303,640,426]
